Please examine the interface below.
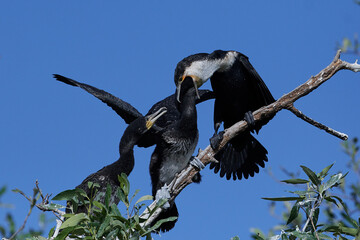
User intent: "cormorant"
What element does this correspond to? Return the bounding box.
[174,50,275,181]
[54,74,214,232]
[149,76,202,232]
[67,107,167,214]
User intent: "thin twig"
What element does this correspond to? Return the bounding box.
[8,189,39,240]
[287,104,348,140]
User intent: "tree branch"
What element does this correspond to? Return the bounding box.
[287,105,348,140]
[140,50,360,227]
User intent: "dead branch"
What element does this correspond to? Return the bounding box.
[140,50,360,227]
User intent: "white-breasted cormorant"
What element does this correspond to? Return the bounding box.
[67,107,167,213]
[174,50,275,181]
[54,74,214,232]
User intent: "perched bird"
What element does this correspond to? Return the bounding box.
[174,50,275,181]
[149,76,203,232]
[67,107,167,214]
[54,74,214,231]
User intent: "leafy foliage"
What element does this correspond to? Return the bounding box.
[250,138,360,240]
[50,173,175,239]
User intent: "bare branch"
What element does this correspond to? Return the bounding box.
[8,189,39,240]
[287,104,348,140]
[140,52,360,228]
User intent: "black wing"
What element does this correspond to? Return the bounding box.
[53,74,143,124]
[237,54,275,106]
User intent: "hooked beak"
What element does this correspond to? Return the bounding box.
[176,75,202,103]
[146,107,167,130]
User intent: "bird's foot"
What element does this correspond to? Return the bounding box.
[244,111,256,133]
[192,172,202,183]
[190,156,205,170]
[210,131,224,150]
[155,184,171,209]
[190,156,204,184]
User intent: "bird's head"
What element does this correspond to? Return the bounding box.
[144,107,167,131]
[174,50,238,102]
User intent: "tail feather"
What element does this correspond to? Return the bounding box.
[211,132,268,180]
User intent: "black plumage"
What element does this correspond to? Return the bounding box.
[54,74,214,231]
[174,50,275,180]
[67,107,167,213]
[149,77,200,232]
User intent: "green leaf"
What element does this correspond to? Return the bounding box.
[87,181,93,189]
[105,184,112,208]
[332,195,350,215]
[97,215,111,238]
[324,196,339,207]
[321,173,343,193]
[250,228,266,240]
[300,165,321,186]
[0,186,6,197]
[262,197,304,201]
[92,200,106,212]
[135,195,153,205]
[117,188,129,207]
[318,163,334,178]
[54,226,76,240]
[231,236,240,240]
[48,226,55,238]
[41,203,66,211]
[52,189,87,201]
[113,215,128,223]
[118,174,130,196]
[105,229,119,240]
[287,204,300,225]
[60,213,89,229]
[110,203,122,216]
[291,231,318,239]
[130,189,141,204]
[281,178,309,184]
[289,190,315,197]
[142,216,177,235]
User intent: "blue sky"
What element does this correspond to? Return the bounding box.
[1,1,359,239]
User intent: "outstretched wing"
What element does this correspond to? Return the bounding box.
[54,74,143,124]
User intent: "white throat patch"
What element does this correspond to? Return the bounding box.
[184,51,238,84]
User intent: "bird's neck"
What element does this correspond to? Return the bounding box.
[105,134,138,181]
[178,88,197,128]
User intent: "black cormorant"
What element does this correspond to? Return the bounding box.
[54,74,214,232]
[174,50,275,181]
[67,107,167,213]
[149,76,202,232]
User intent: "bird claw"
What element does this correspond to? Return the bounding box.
[190,156,205,170]
[155,184,171,209]
[210,131,224,150]
[244,111,256,133]
[209,156,219,164]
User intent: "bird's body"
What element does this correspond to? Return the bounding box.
[148,79,200,232]
[175,50,275,180]
[66,108,167,213]
[54,74,213,231]
[149,81,199,194]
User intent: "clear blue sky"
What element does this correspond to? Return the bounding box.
[1,1,359,239]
